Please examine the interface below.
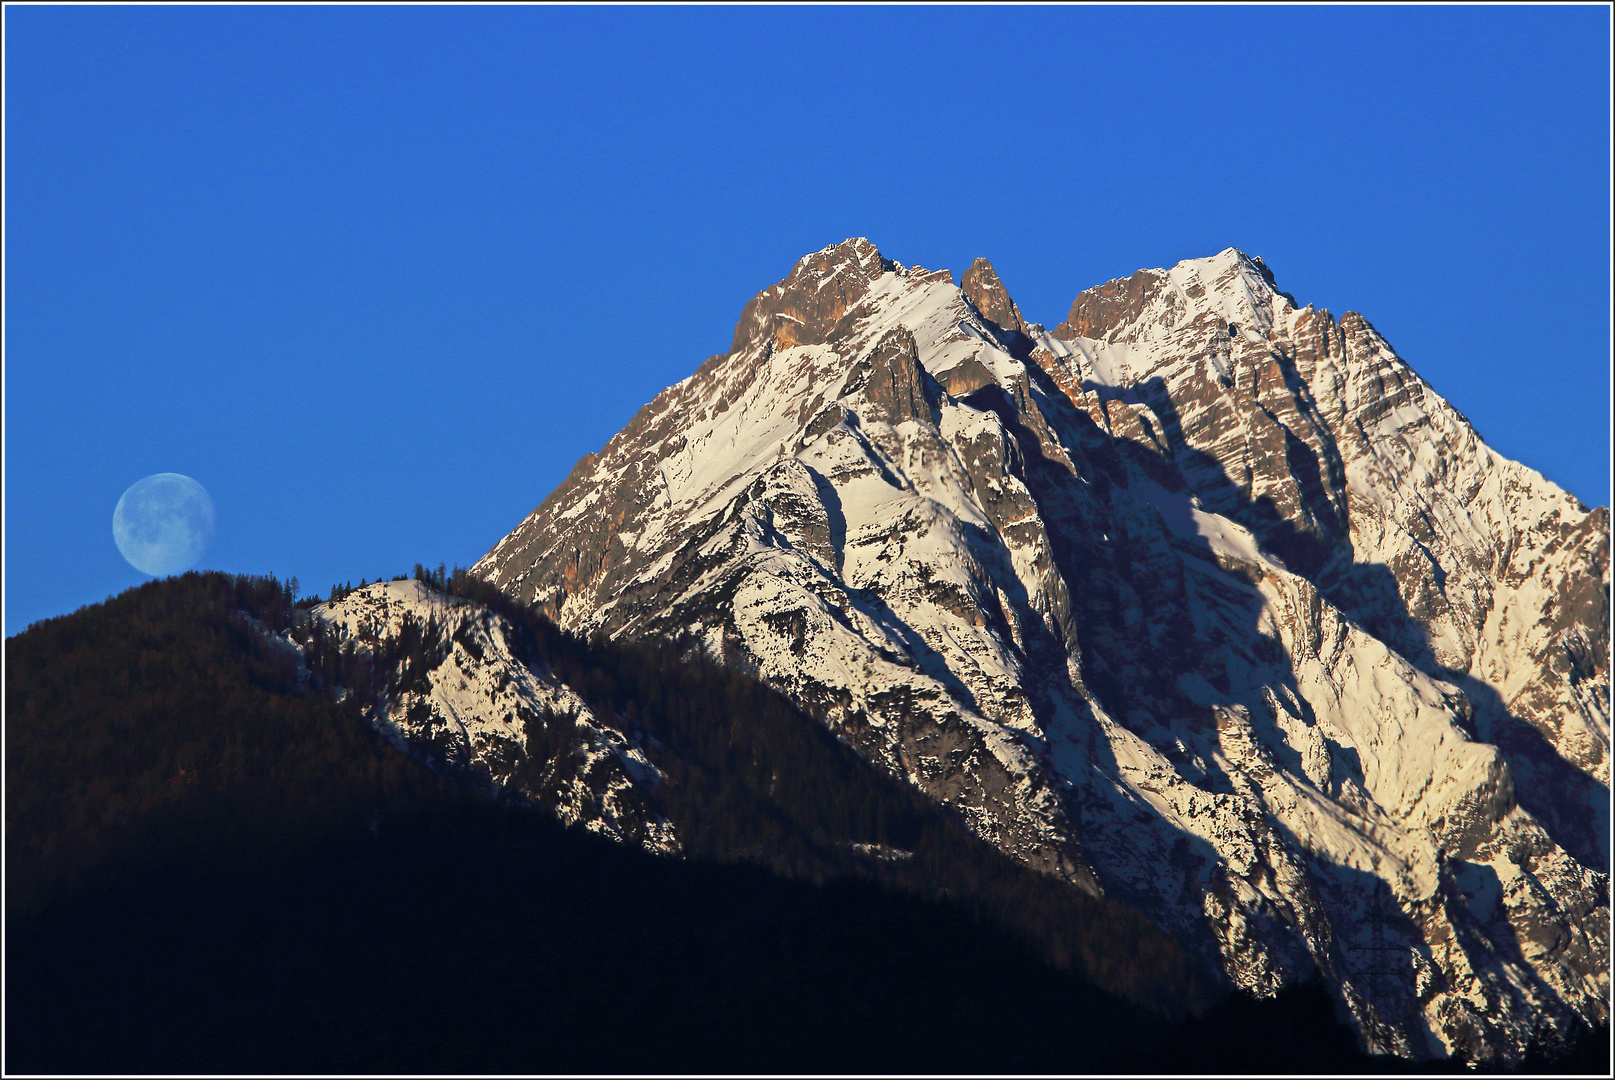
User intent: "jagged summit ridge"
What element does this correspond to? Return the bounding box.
[1053,247,1285,345]
[474,240,1609,1063]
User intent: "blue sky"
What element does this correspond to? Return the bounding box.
[5,5,1610,635]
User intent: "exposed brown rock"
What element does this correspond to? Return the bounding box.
[1053,267,1166,341]
[727,237,894,355]
[962,257,1030,336]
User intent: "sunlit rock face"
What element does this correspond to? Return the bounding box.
[311,580,680,856]
[475,239,1609,1063]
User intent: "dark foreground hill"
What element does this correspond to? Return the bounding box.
[6,573,1603,1073]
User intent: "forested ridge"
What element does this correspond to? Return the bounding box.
[6,573,453,918]
[8,572,1597,1073]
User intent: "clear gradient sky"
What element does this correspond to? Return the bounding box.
[5,4,1611,635]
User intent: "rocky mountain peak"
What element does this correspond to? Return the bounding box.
[794,236,893,280]
[1053,247,1288,345]
[727,237,900,356]
[961,256,1031,336]
[1053,265,1169,342]
[476,239,1610,1064]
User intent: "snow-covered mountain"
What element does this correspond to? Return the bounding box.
[472,239,1608,1062]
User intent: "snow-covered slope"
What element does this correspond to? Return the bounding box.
[474,239,1609,1062]
[307,580,678,855]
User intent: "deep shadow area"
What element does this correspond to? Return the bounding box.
[1107,974,1415,1074]
[1106,972,1610,1075]
[23,805,1598,1075]
[7,802,1158,1075]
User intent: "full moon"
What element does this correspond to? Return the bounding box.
[113,473,217,577]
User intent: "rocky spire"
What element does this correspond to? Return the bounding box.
[960,257,1030,336]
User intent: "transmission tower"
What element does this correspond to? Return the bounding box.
[1354,877,1408,1051]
